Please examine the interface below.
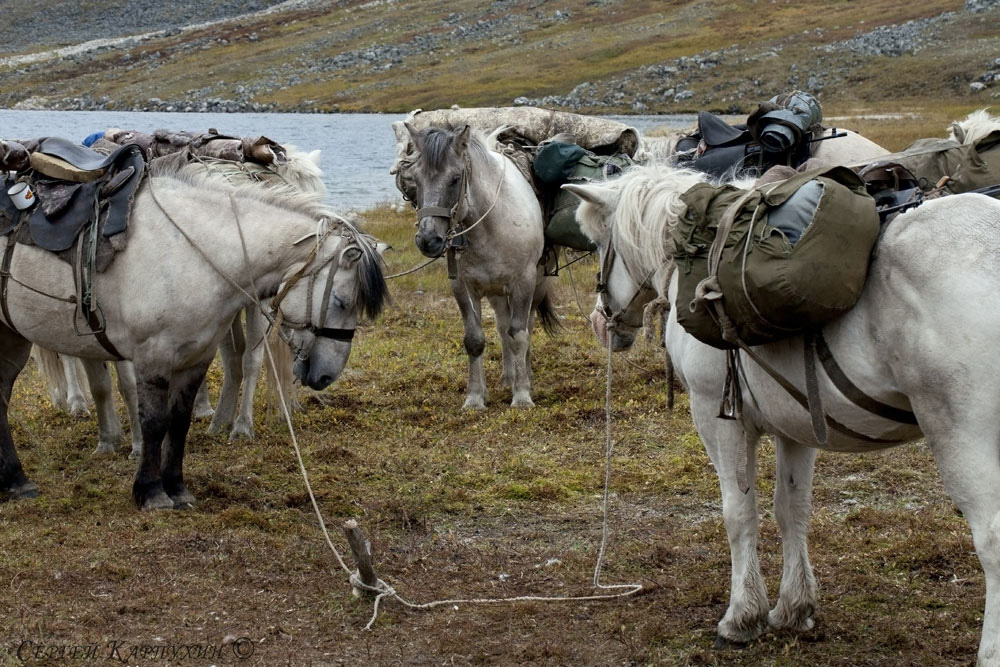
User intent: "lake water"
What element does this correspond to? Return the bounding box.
[0,110,695,211]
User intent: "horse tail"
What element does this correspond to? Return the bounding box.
[264,329,301,416]
[535,287,561,336]
[31,346,70,410]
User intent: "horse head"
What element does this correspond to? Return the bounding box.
[402,123,474,258]
[563,182,655,351]
[274,222,388,389]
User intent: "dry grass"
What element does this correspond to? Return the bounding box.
[0,144,989,667]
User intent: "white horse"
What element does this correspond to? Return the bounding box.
[564,164,1000,665]
[950,108,1000,145]
[398,124,558,409]
[33,146,326,451]
[1,159,387,509]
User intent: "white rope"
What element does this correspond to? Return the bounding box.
[224,193,644,629]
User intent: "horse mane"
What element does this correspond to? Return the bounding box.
[274,145,327,195]
[147,159,388,320]
[948,108,1000,145]
[579,165,710,284]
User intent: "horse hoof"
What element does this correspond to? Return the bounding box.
[462,398,486,411]
[228,427,253,441]
[9,482,40,500]
[713,636,751,651]
[128,447,142,460]
[94,442,116,455]
[69,405,91,418]
[193,406,215,420]
[141,491,175,511]
[510,395,535,408]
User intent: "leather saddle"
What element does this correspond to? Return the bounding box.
[10,137,146,252]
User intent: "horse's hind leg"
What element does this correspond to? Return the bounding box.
[231,307,266,440]
[501,281,535,408]
[61,355,90,416]
[80,359,124,454]
[769,436,818,633]
[160,363,211,509]
[0,327,36,499]
[451,280,487,410]
[208,317,245,435]
[113,361,142,458]
[924,429,1000,665]
[488,295,516,388]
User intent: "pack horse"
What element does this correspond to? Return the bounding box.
[0,160,387,509]
[566,162,1000,665]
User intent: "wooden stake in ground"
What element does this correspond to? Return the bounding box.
[343,519,380,598]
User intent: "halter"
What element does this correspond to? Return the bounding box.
[595,241,655,331]
[268,224,359,350]
[410,154,507,277]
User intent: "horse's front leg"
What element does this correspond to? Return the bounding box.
[113,361,143,459]
[691,398,769,645]
[160,364,210,509]
[503,280,535,408]
[451,279,487,410]
[769,436,818,633]
[132,368,173,510]
[80,359,124,455]
[0,327,36,500]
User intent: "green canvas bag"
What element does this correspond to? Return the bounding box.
[672,166,880,349]
[533,142,634,251]
[875,130,1000,193]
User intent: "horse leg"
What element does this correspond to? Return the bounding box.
[208,318,244,435]
[192,377,214,420]
[131,369,174,510]
[768,436,818,633]
[160,364,209,509]
[487,295,516,387]
[451,280,487,410]
[0,327,36,499]
[61,355,90,416]
[79,359,124,455]
[113,361,143,459]
[691,398,769,645]
[923,426,1000,665]
[231,307,266,440]
[504,281,535,408]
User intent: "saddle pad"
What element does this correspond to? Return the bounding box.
[29,152,105,183]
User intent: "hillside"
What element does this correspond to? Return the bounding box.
[0,0,997,118]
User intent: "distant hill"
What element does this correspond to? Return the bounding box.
[0,0,997,116]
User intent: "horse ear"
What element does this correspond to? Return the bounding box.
[404,122,422,151]
[561,183,617,210]
[454,125,471,155]
[307,149,322,166]
[950,121,966,144]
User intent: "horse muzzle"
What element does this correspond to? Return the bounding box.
[590,308,636,351]
[414,224,446,258]
[293,355,339,390]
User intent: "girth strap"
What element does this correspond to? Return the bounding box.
[814,330,918,425]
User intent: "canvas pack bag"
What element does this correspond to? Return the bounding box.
[866,129,1000,194]
[672,166,880,349]
[533,141,634,251]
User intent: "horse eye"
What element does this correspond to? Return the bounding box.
[450,176,461,186]
[343,247,363,262]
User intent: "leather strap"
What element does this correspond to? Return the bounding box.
[0,221,20,333]
[416,205,452,219]
[814,330,918,425]
[803,331,829,444]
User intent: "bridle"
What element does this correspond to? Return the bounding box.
[268,225,361,359]
[595,240,656,331]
